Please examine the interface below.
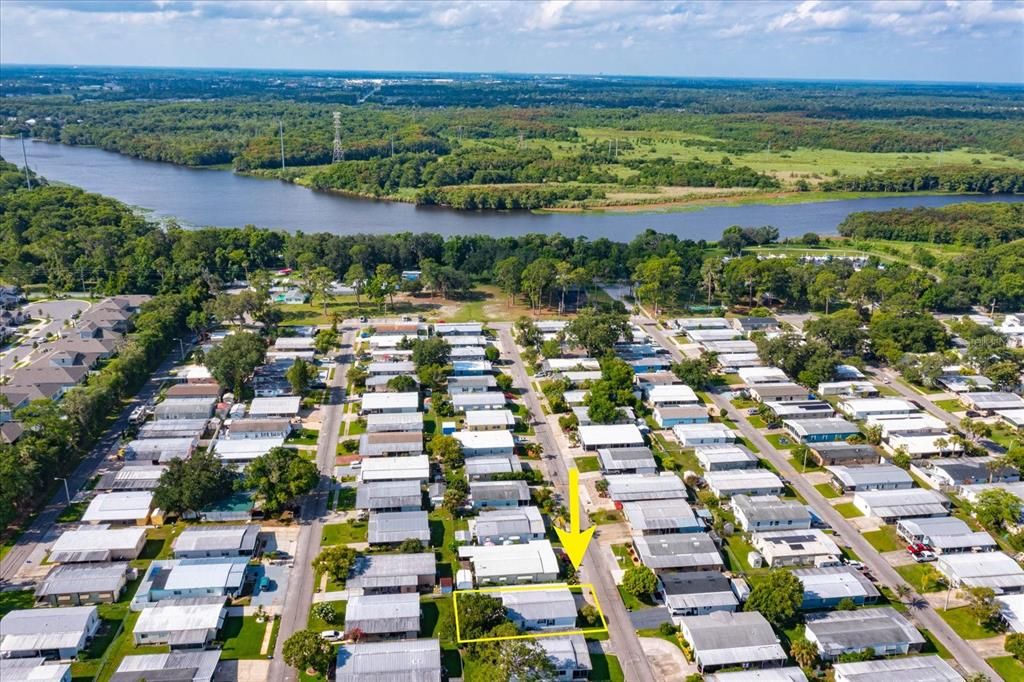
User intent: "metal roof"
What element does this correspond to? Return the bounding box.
[826,464,913,488]
[577,424,645,448]
[500,585,577,623]
[0,606,97,654]
[465,456,522,477]
[537,635,592,672]
[355,480,423,510]
[36,562,128,597]
[470,479,529,502]
[345,593,421,634]
[633,533,723,570]
[783,418,859,437]
[621,498,701,532]
[472,506,545,540]
[458,540,559,580]
[81,491,153,522]
[336,639,441,682]
[172,524,260,555]
[679,611,785,667]
[367,511,430,544]
[804,607,924,656]
[733,495,811,524]
[792,566,880,604]
[831,656,961,682]
[854,488,950,518]
[597,447,657,471]
[347,553,436,590]
[605,474,687,502]
[112,650,220,682]
[133,601,225,635]
[361,392,419,410]
[454,430,515,451]
[49,526,146,562]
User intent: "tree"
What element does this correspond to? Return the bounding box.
[205,331,266,396]
[963,586,1000,629]
[443,479,469,514]
[563,310,630,357]
[520,258,557,310]
[495,373,513,392]
[790,637,819,669]
[670,357,714,389]
[808,270,841,313]
[1006,632,1024,662]
[412,336,451,368]
[430,434,464,469]
[455,593,507,640]
[804,309,866,355]
[152,450,233,516]
[244,446,319,514]
[304,266,336,316]
[484,345,501,363]
[836,597,858,611]
[286,358,317,395]
[386,374,418,393]
[345,263,366,310]
[973,488,1022,531]
[282,630,334,676]
[312,545,358,583]
[700,257,724,306]
[311,602,339,624]
[555,261,589,315]
[314,328,337,355]
[891,447,912,470]
[634,254,683,315]
[494,256,524,306]
[398,538,424,553]
[744,569,802,626]
[622,565,658,599]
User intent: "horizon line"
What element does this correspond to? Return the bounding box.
[4,62,1023,89]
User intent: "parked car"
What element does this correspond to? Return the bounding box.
[320,630,343,641]
[966,410,981,418]
[258,576,273,591]
[913,551,937,563]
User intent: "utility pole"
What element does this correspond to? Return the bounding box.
[55,477,70,504]
[278,119,286,171]
[332,111,344,163]
[390,136,395,157]
[518,131,524,149]
[20,133,32,189]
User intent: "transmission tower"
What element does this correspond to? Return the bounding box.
[332,111,344,163]
[278,119,286,170]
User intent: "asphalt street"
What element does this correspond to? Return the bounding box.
[497,323,657,682]
[270,327,353,682]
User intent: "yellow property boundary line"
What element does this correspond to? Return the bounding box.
[452,582,610,644]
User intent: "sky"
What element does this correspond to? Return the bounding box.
[2,0,1022,84]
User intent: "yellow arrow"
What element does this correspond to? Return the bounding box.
[554,467,596,569]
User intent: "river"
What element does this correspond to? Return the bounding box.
[4,137,1022,240]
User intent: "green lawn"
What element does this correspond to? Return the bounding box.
[735,436,761,454]
[56,500,88,523]
[308,600,347,632]
[814,482,841,499]
[574,455,601,473]
[589,509,624,525]
[0,590,33,617]
[988,656,1024,682]
[428,508,467,578]
[610,543,635,568]
[765,433,795,450]
[861,525,903,553]
[933,398,965,412]
[748,415,766,428]
[723,533,765,575]
[895,562,946,593]
[834,502,864,518]
[336,486,357,510]
[590,653,625,682]
[321,520,368,545]
[938,606,1005,640]
[285,428,321,445]
[347,418,367,436]
[617,584,656,611]
[219,616,270,660]
[788,453,822,473]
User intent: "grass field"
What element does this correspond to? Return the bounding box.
[834,502,863,518]
[895,562,946,592]
[765,433,795,450]
[219,616,270,660]
[320,520,368,545]
[590,653,625,682]
[0,589,33,617]
[814,482,841,499]
[574,455,601,473]
[861,525,903,553]
[988,656,1024,681]
[307,600,347,632]
[939,605,1005,640]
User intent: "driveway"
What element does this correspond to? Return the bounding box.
[639,637,695,682]
[251,562,291,608]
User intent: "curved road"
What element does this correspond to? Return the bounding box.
[641,319,998,680]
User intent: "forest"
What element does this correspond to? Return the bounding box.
[1,66,1022,210]
[838,202,1024,246]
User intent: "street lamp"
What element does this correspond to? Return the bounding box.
[55,477,71,504]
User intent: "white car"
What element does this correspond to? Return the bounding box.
[320,630,343,641]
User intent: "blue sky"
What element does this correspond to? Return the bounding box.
[2,1,1022,83]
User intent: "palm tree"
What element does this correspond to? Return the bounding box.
[790,637,818,670]
[934,436,949,458]
[864,423,883,446]
[700,258,723,307]
[895,584,912,603]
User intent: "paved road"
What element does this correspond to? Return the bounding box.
[497,324,657,682]
[0,298,91,375]
[0,336,192,584]
[271,327,353,682]
[641,321,999,680]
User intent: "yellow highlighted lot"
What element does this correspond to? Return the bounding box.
[453,582,609,643]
